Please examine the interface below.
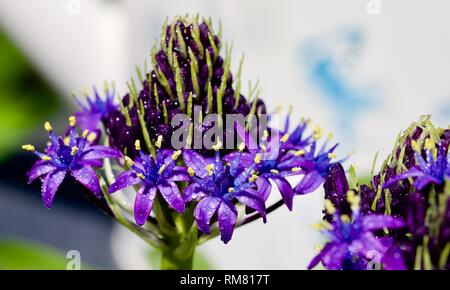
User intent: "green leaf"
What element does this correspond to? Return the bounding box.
[0,239,89,270]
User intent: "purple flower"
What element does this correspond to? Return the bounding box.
[108,144,189,226]
[309,193,405,270]
[183,149,267,244]
[75,85,117,132]
[24,117,122,208]
[290,138,341,195]
[384,143,449,191]
[223,124,301,210]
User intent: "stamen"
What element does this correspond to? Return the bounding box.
[155,135,163,149]
[261,144,267,153]
[71,146,79,156]
[254,153,262,164]
[68,116,76,127]
[328,153,336,159]
[137,173,145,179]
[206,164,215,176]
[424,138,434,150]
[280,133,289,143]
[313,125,323,140]
[124,156,134,167]
[262,130,269,141]
[238,143,245,151]
[87,132,97,142]
[341,215,351,223]
[135,140,141,151]
[41,155,52,161]
[228,187,235,193]
[249,174,258,182]
[22,144,35,152]
[158,165,166,175]
[270,169,279,174]
[291,167,301,173]
[172,150,182,160]
[294,149,305,157]
[82,129,89,138]
[63,137,70,146]
[324,199,336,215]
[187,167,195,177]
[212,139,222,151]
[44,122,53,132]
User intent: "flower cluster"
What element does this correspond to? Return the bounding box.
[312,115,450,270]
[23,15,341,254]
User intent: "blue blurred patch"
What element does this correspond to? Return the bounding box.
[299,27,377,135]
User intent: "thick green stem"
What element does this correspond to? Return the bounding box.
[161,247,195,270]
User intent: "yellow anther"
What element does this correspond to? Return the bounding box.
[424,138,434,150]
[212,140,222,151]
[136,173,145,179]
[294,149,305,157]
[44,122,53,132]
[124,156,134,167]
[68,116,76,127]
[411,140,421,152]
[280,133,290,143]
[87,132,97,142]
[312,221,333,231]
[71,146,79,156]
[155,135,163,148]
[327,132,334,141]
[249,174,259,182]
[262,130,269,141]
[341,215,351,223]
[187,167,195,177]
[324,199,336,215]
[328,153,336,159]
[22,144,35,152]
[270,169,279,174]
[228,187,235,193]
[82,129,89,138]
[41,155,52,161]
[254,153,262,164]
[313,125,323,140]
[63,136,70,146]
[206,164,215,176]
[158,164,166,175]
[135,140,141,151]
[172,150,182,160]
[261,144,267,153]
[291,167,301,173]
[347,190,360,210]
[238,143,245,151]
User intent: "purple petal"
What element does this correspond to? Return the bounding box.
[294,171,324,195]
[71,166,101,198]
[27,160,57,183]
[271,175,294,210]
[321,242,348,270]
[194,197,221,234]
[361,215,404,231]
[247,176,272,202]
[351,232,388,258]
[108,170,141,193]
[158,182,185,213]
[134,186,157,226]
[383,167,425,189]
[183,150,209,178]
[235,122,258,150]
[234,192,266,223]
[81,145,122,160]
[308,243,333,270]
[217,202,238,244]
[414,175,440,191]
[168,166,190,182]
[183,183,207,202]
[41,170,67,208]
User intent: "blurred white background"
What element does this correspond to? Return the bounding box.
[0,0,449,269]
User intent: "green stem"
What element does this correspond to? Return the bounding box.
[161,248,195,270]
